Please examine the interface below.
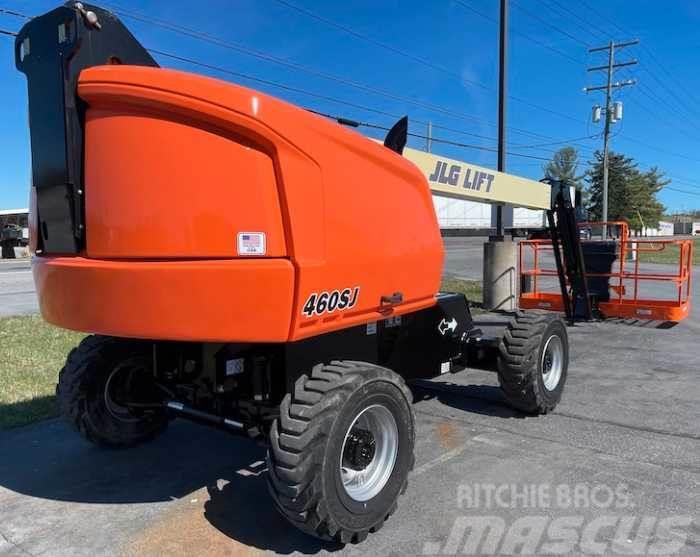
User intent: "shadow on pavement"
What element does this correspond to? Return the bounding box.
[410,380,528,419]
[0,378,537,554]
[0,418,343,554]
[204,470,342,555]
[0,419,248,504]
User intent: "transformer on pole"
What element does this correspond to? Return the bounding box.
[584,40,638,239]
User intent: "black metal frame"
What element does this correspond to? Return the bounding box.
[15,3,156,254]
[146,293,491,439]
[544,180,592,321]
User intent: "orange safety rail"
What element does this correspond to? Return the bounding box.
[519,221,693,322]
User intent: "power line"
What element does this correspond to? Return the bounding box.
[578,0,700,121]
[428,123,494,143]
[665,173,700,189]
[1,4,589,150]
[5,29,690,198]
[454,0,583,65]
[152,49,559,162]
[585,40,638,231]
[510,134,600,149]
[268,0,488,92]
[0,25,554,160]
[0,26,591,161]
[152,45,591,160]
[627,96,700,149]
[4,4,600,155]
[111,5,570,134]
[435,121,590,148]
[669,179,700,191]
[113,2,585,126]
[562,154,700,192]
[641,45,700,117]
[532,0,700,153]
[6,3,700,206]
[633,84,700,138]
[665,186,700,197]
[310,109,559,162]
[117,10,483,123]
[20,2,591,143]
[268,0,587,124]
[574,0,700,121]
[151,48,517,149]
[1,4,491,145]
[149,48,438,126]
[511,0,590,48]
[535,0,609,42]
[576,0,630,38]
[621,76,700,146]
[616,134,700,164]
[450,1,587,126]
[530,0,700,135]
[639,65,700,122]
[0,7,29,19]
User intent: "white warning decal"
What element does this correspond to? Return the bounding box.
[237,232,266,256]
[438,318,457,336]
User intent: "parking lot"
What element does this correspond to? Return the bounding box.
[0,259,37,317]
[0,239,698,556]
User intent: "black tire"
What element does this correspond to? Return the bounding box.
[267,361,415,544]
[57,335,168,447]
[497,312,568,414]
[1,243,15,259]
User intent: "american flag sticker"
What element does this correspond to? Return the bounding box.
[237,232,266,256]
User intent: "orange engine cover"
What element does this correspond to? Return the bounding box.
[35,65,444,342]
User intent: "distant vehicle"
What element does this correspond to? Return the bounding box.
[1,224,28,258]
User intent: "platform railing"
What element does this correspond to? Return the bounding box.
[519,222,693,322]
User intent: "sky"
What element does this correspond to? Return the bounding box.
[1,0,700,212]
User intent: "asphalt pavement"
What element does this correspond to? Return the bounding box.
[0,259,37,317]
[0,240,698,556]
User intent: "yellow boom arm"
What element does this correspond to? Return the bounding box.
[402,146,551,211]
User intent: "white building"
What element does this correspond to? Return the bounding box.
[432,196,544,231]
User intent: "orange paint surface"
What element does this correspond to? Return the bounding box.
[34,65,444,341]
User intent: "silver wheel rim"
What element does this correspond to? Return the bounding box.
[340,404,398,502]
[541,334,564,391]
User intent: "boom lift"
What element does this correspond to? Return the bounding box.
[15,2,648,544]
[402,147,693,324]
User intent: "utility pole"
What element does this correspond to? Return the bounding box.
[483,0,516,312]
[495,0,508,239]
[426,121,433,153]
[585,40,638,238]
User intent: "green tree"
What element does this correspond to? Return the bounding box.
[543,147,585,189]
[586,151,666,231]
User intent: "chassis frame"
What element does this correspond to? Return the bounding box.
[138,292,492,440]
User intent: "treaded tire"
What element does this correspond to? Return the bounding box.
[1,243,15,259]
[267,361,415,544]
[57,335,168,447]
[497,311,568,414]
